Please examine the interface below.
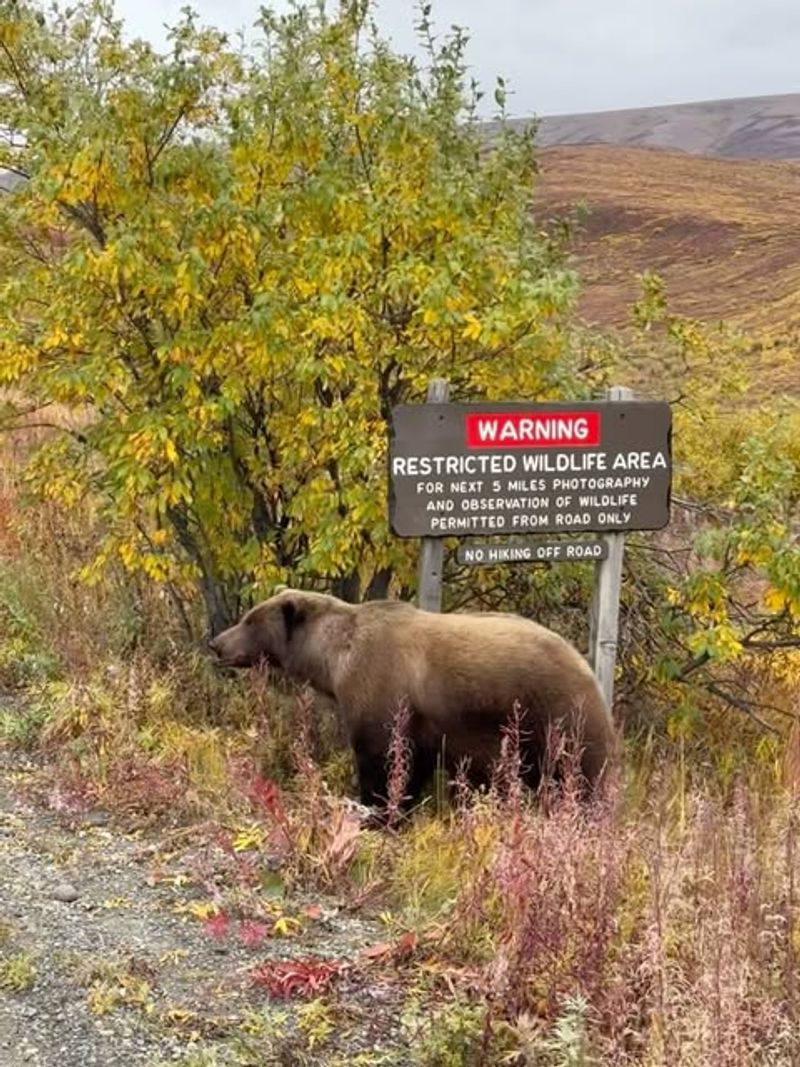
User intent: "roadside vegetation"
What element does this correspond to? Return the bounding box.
[0,1,798,1063]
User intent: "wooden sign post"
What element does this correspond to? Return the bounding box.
[588,386,634,707]
[416,378,450,613]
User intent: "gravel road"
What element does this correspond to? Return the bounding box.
[0,745,409,1067]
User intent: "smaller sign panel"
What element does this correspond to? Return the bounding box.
[456,539,610,566]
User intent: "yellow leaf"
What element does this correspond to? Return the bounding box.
[233,823,266,852]
[765,588,787,613]
[461,314,482,341]
[272,916,303,937]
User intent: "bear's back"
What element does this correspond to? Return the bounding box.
[350,601,608,725]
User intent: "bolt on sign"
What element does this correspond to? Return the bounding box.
[388,401,672,538]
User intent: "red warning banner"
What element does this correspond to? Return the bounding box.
[465,411,601,449]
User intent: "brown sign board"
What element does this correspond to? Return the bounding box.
[457,539,609,566]
[388,400,672,538]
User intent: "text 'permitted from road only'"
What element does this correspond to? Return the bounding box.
[388,401,672,538]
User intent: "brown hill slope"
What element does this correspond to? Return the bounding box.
[535,145,800,352]
[529,93,800,160]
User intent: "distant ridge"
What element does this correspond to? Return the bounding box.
[502,93,800,160]
[4,94,800,194]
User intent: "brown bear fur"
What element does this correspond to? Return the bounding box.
[209,589,617,816]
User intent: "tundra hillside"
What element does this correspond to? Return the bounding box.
[535,144,800,397]
[0,1,799,1064]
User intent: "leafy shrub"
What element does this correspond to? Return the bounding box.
[0,567,61,688]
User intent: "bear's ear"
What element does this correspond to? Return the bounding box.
[281,597,305,640]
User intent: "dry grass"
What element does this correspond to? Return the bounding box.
[536,145,800,395]
[115,712,800,1065]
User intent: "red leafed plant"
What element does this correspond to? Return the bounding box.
[361,930,420,966]
[250,956,346,999]
[384,697,413,829]
[248,774,284,819]
[236,763,298,854]
[203,911,230,941]
[238,920,270,948]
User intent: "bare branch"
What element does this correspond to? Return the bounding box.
[703,680,782,734]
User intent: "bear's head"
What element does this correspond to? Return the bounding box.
[208,590,351,687]
[208,589,307,670]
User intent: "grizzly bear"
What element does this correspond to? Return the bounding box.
[208,589,617,818]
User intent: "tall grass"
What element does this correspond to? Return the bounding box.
[372,728,800,1065]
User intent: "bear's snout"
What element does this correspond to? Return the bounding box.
[207,628,239,666]
[206,624,266,670]
[207,629,229,653]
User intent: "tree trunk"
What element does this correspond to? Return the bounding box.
[365,568,392,601]
[201,574,241,637]
[167,504,241,635]
[331,573,361,603]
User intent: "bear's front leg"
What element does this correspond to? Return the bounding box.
[351,723,437,826]
[355,747,389,811]
[349,722,390,809]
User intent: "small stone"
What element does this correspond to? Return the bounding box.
[83,812,109,828]
[52,882,79,903]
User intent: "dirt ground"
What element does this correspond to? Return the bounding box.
[0,739,415,1067]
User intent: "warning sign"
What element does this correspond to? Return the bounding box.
[388,400,672,538]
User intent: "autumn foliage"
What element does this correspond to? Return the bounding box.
[0,0,599,632]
